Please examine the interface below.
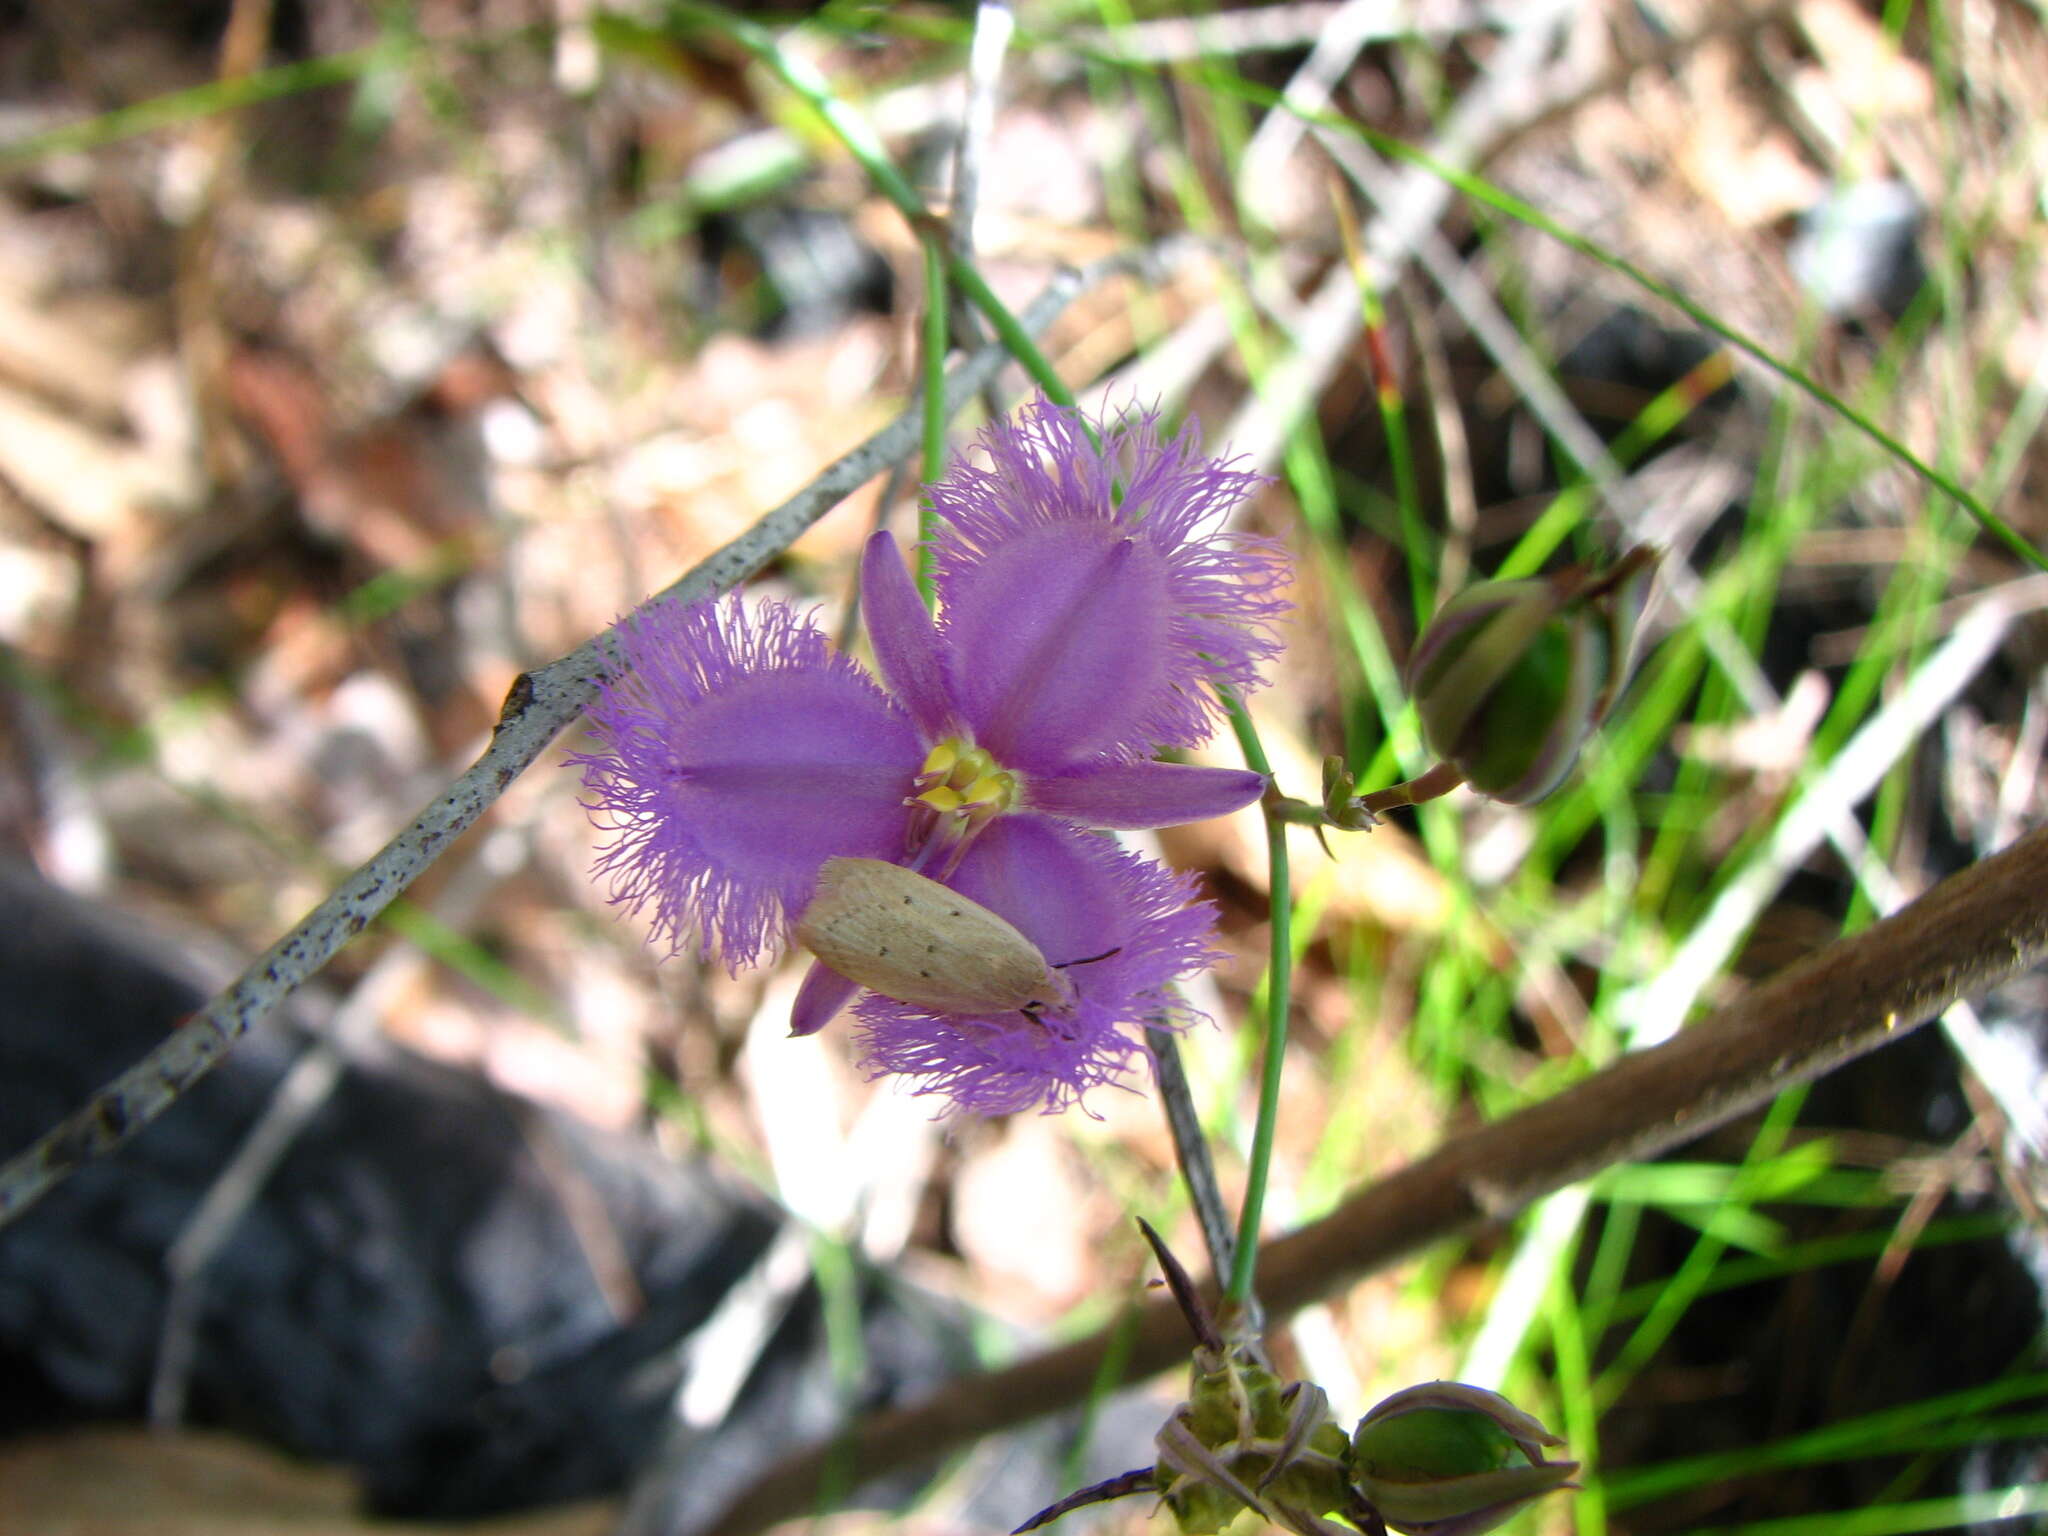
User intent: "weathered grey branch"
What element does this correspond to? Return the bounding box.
[695,822,2048,1536]
[0,255,1158,1230]
[1146,1023,1237,1285]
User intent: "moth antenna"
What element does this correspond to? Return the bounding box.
[1017,947,1122,1023]
[1053,946,1121,971]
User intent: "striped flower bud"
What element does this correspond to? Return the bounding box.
[1348,1382,1580,1536]
[1405,548,1656,805]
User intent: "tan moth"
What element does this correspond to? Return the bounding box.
[795,856,1093,1017]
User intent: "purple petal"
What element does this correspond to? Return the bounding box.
[939,525,1173,767]
[927,398,1291,759]
[851,818,1223,1115]
[573,594,921,967]
[1024,762,1267,829]
[860,531,958,743]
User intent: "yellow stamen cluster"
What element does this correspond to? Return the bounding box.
[911,738,1016,839]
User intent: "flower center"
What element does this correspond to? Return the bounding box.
[906,737,1016,868]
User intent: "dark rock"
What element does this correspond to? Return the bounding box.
[0,864,983,1518]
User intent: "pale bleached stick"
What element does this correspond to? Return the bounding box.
[1075,1,1491,67]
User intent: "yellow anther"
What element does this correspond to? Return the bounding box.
[903,738,1022,867]
[917,785,965,814]
[961,771,1015,811]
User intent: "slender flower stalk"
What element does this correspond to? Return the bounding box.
[575,399,1290,1114]
[1225,687,1289,1308]
[919,237,949,600]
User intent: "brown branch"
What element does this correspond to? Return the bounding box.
[697,823,2048,1536]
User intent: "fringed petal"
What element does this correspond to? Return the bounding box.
[572,593,920,968]
[926,397,1291,759]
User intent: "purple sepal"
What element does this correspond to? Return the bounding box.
[789,958,861,1038]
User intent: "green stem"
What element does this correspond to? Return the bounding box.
[945,259,1076,409]
[1357,760,1465,815]
[917,237,949,605]
[0,39,402,165]
[1223,689,1290,1306]
[1337,222,1431,618]
[686,1,1078,412]
[1335,113,2041,572]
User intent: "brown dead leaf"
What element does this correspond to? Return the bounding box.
[0,380,196,548]
[952,1115,1111,1321]
[1672,40,1823,229]
[0,1428,612,1536]
[1797,0,1934,123]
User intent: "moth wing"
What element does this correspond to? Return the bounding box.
[795,857,1064,1014]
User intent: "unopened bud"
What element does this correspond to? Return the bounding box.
[1406,548,1656,805]
[1156,1365,1353,1534]
[1349,1382,1579,1536]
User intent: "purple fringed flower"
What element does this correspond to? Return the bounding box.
[574,398,1289,1114]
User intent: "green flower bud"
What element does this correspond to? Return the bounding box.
[1406,548,1656,805]
[1349,1382,1579,1536]
[1155,1364,1354,1535]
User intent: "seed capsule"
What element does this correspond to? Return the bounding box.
[794,857,1075,1016]
[1405,546,1658,805]
[1349,1381,1579,1536]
